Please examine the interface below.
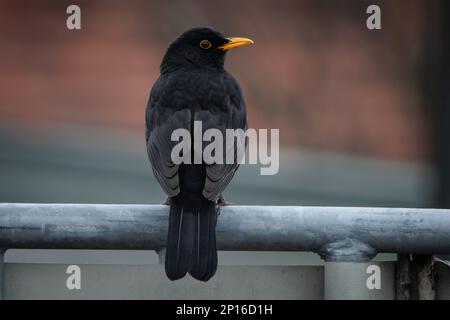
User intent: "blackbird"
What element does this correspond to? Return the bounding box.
[145,27,253,281]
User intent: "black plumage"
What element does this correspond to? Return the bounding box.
[145,28,252,281]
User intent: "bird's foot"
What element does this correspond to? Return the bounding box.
[162,197,172,206]
[215,195,232,216]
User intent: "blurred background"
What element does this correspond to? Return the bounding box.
[1,0,448,208]
[0,0,449,298]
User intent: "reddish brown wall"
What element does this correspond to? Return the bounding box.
[0,0,434,161]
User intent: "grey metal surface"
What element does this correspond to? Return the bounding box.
[1,203,450,261]
[4,260,450,300]
[324,262,395,300]
[3,249,330,265]
[4,264,324,300]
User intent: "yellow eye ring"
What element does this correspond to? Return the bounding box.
[199,40,212,50]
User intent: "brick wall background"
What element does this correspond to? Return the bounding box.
[0,0,438,161]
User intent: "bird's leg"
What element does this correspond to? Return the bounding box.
[217,195,228,206]
[215,195,232,216]
[162,197,172,206]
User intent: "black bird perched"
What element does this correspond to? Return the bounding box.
[145,28,253,281]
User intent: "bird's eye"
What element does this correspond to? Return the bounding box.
[199,40,212,50]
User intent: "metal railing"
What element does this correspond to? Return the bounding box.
[1,203,450,299]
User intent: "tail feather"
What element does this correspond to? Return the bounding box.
[165,196,218,282]
[189,200,217,281]
[165,201,196,280]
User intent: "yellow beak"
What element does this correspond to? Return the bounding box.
[219,37,254,51]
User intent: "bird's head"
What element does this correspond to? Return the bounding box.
[160,27,254,74]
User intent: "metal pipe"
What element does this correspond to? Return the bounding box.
[1,204,450,261]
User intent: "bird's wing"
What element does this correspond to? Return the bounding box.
[145,77,190,197]
[199,74,248,201]
[146,73,247,201]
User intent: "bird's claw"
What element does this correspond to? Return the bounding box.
[216,195,232,216]
[162,198,172,206]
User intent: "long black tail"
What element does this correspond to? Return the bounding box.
[165,194,217,281]
[189,199,217,281]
